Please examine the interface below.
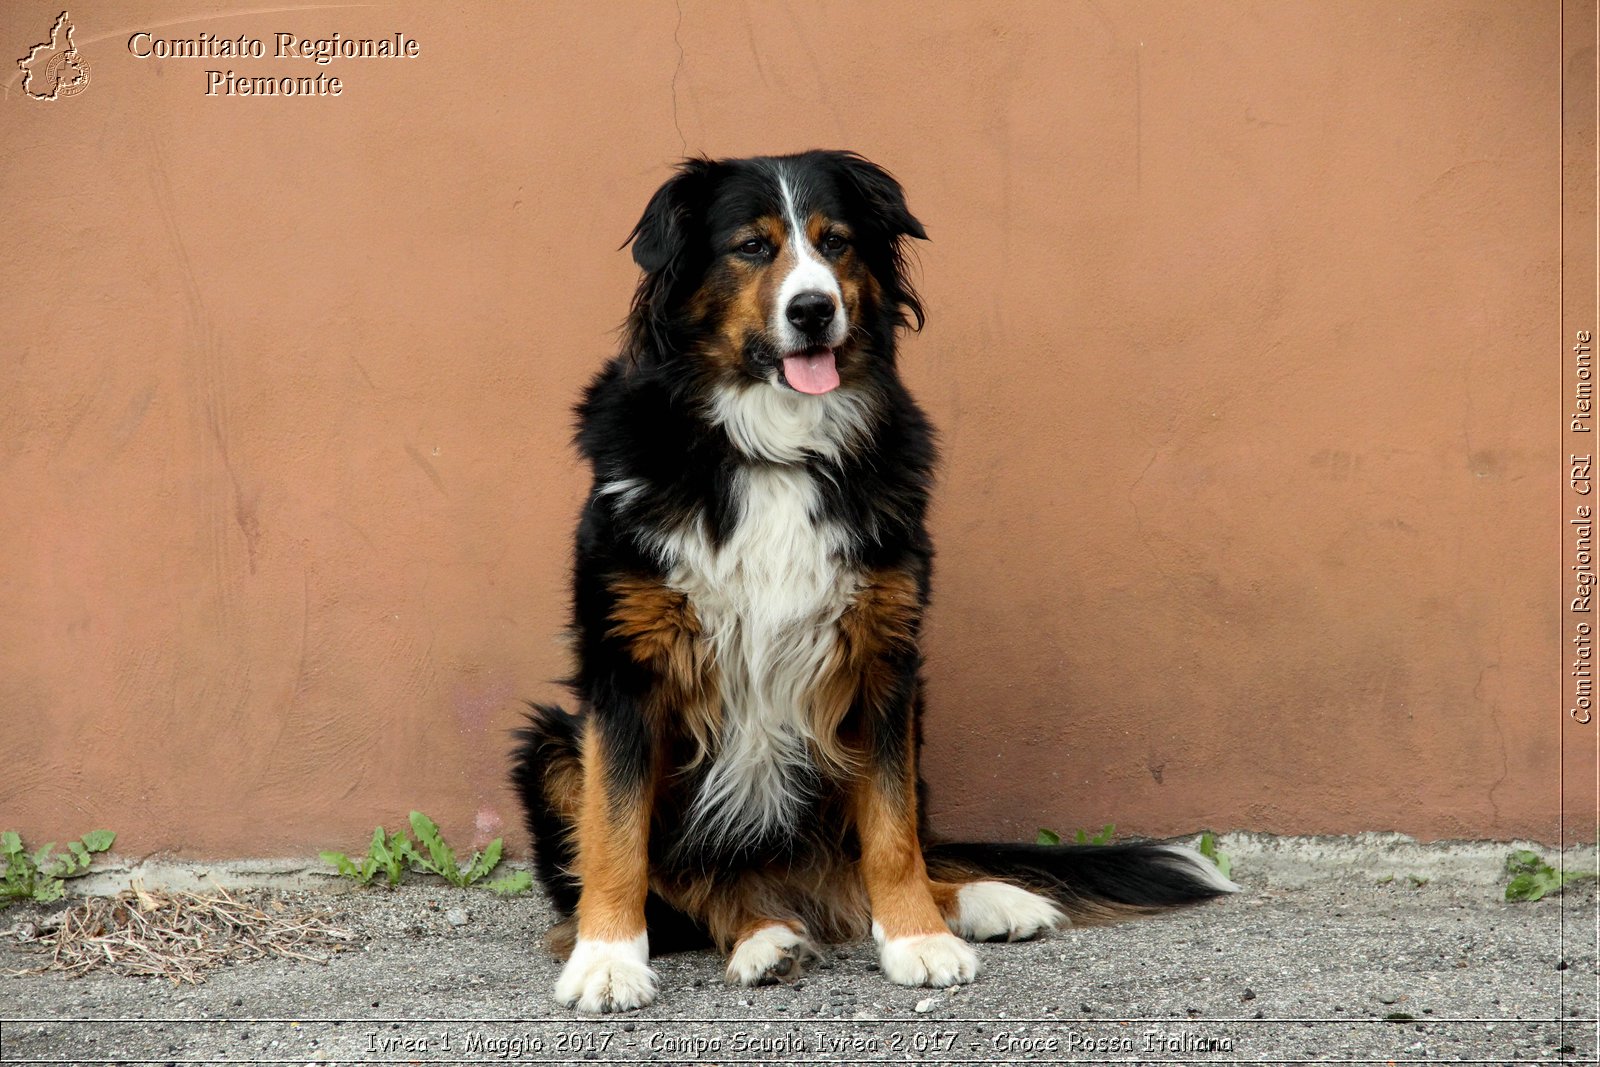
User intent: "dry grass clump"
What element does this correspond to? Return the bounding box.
[2,883,356,983]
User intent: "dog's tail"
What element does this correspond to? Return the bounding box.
[923,840,1239,925]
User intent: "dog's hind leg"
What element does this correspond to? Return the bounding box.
[722,918,823,987]
[929,876,1067,942]
[510,704,585,909]
[655,873,824,987]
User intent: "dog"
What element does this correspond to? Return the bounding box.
[511,150,1237,1013]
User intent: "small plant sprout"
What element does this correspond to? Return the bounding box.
[406,811,531,893]
[320,827,415,888]
[1197,832,1233,881]
[320,812,531,895]
[1036,824,1116,847]
[1504,849,1597,902]
[1,830,116,907]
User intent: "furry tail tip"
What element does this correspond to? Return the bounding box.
[924,840,1240,925]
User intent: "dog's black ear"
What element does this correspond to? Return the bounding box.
[832,152,928,331]
[623,159,718,360]
[625,158,715,274]
[833,152,927,242]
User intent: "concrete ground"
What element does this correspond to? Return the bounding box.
[0,835,1595,1065]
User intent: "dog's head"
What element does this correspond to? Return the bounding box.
[623,150,927,396]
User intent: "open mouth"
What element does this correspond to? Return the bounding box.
[779,345,840,395]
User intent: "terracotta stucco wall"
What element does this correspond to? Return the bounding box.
[2,1,1585,856]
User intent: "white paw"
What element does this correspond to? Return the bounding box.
[949,881,1066,941]
[724,924,820,986]
[873,924,980,987]
[554,934,657,1013]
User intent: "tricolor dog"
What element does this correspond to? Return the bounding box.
[511,150,1236,1013]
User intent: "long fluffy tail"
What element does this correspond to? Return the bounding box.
[924,840,1239,925]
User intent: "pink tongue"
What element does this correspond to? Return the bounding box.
[781,350,840,395]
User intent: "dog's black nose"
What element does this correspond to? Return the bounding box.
[786,291,835,336]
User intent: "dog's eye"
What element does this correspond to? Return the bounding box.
[736,238,768,258]
[819,233,849,255]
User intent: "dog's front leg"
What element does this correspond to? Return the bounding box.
[553,715,657,1013]
[850,740,979,987]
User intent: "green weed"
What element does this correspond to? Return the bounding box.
[321,812,532,895]
[1036,824,1116,846]
[1,829,115,908]
[406,811,531,893]
[1196,831,1233,881]
[1504,849,1596,902]
[320,827,415,887]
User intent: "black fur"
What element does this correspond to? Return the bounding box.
[508,704,581,916]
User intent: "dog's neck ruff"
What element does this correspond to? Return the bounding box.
[708,381,875,464]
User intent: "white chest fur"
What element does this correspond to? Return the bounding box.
[655,463,855,844]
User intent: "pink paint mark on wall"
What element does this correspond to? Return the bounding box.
[451,672,516,736]
[474,805,504,850]
[452,670,520,829]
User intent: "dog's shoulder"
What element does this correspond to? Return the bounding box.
[575,357,691,463]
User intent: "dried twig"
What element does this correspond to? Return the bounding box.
[1,884,357,983]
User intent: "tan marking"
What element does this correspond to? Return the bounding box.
[607,574,720,764]
[572,723,652,943]
[844,257,881,311]
[837,269,868,327]
[544,914,577,958]
[540,730,585,825]
[930,879,963,921]
[732,915,807,946]
[850,729,948,941]
[682,214,790,376]
[809,568,921,771]
[804,211,879,386]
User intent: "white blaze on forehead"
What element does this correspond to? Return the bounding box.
[773,170,846,350]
